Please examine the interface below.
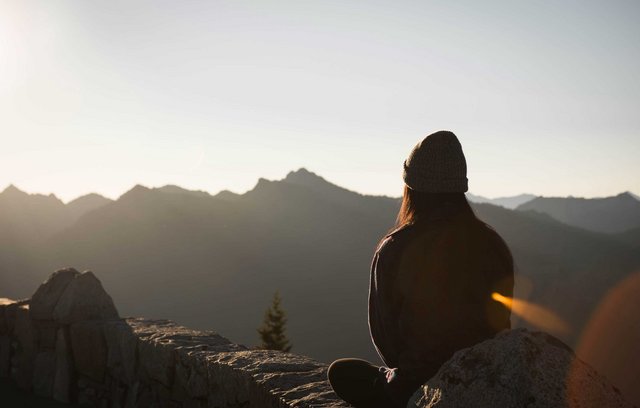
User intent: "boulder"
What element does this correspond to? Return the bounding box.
[52,271,119,324]
[0,298,15,335]
[0,335,10,378]
[104,319,138,384]
[70,320,108,382]
[53,328,73,403]
[30,268,80,320]
[408,328,634,408]
[12,304,36,390]
[33,319,59,351]
[205,349,342,408]
[131,318,237,389]
[4,300,24,335]
[33,351,56,397]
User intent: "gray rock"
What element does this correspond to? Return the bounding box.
[0,298,15,335]
[131,318,237,389]
[33,319,59,351]
[4,300,24,335]
[52,271,119,324]
[408,328,634,408]
[12,304,36,390]
[70,320,107,382]
[0,335,10,378]
[138,331,177,387]
[124,381,140,408]
[205,350,347,408]
[53,328,73,403]
[104,319,138,383]
[33,351,56,397]
[30,268,80,320]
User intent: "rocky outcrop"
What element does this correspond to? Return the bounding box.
[0,268,348,407]
[2,269,634,407]
[30,268,80,320]
[408,328,635,408]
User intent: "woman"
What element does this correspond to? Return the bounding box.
[327,131,514,407]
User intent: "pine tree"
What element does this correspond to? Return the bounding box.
[257,291,292,352]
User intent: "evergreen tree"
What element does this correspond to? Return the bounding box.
[257,291,292,352]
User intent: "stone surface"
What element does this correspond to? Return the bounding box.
[12,304,36,390]
[33,319,59,350]
[4,300,26,335]
[0,334,10,377]
[32,351,56,397]
[53,328,73,403]
[205,349,346,408]
[408,328,635,408]
[0,298,14,335]
[104,319,139,384]
[3,271,349,408]
[131,318,238,388]
[52,271,119,324]
[70,320,108,382]
[30,268,80,320]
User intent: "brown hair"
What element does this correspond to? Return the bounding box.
[394,185,475,227]
[380,186,514,282]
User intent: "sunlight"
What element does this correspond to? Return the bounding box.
[570,272,640,406]
[492,292,570,336]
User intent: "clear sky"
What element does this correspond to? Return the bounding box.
[1,0,639,202]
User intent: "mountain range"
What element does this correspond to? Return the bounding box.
[1,169,639,398]
[466,192,537,209]
[517,193,640,233]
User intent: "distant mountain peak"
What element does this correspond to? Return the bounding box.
[131,184,150,192]
[2,184,26,196]
[283,168,332,188]
[618,192,637,200]
[156,185,210,197]
[67,193,112,207]
[213,189,240,201]
[518,192,640,233]
[0,184,64,205]
[467,192,537,209]
[118,184,152,201]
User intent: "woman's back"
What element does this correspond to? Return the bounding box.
[369,212,514,381]
[329,131,515,408]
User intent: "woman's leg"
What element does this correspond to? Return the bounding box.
[327,358,395,408]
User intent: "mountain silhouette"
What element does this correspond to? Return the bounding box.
[615,226,640,248]
[517,192,640,233]
[466,193,536,209]
[0,185,111,296]
[0,171,639,376]
[66,193,113,222]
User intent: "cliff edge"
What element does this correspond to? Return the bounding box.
[1,269,634,408]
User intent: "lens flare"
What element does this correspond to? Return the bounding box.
[571,272,640,406]
[491,292,570,336]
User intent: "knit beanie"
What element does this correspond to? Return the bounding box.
[403,130,468,193]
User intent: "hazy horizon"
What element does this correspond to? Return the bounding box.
[2,0,639,202]
[1,167,639,204]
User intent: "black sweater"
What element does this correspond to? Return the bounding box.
[368,215,514,405]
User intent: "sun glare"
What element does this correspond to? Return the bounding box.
[492,292,570,336]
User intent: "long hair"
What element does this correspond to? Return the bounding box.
[380,185,514,286]
[395,185,476,227]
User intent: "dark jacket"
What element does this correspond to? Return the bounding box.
[368,213,514,405]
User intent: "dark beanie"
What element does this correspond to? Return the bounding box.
[403,130,468,193]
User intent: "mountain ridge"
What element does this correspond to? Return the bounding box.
[3,175,637,207]
[2,171,638,363]
[517,192,640,233]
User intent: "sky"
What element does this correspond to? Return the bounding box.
[1,0,639,202]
